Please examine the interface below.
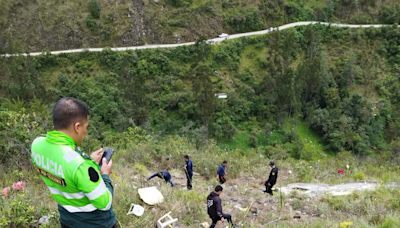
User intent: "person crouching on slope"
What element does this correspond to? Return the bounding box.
[147,170,174,187]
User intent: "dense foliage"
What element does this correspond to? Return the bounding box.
[1,26,400,164]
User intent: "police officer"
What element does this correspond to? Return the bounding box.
[263,160,278,195]
[184,155,193,190]
[31,97,116,228]
[216,161,228,184]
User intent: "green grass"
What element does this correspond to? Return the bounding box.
[239,43,268,79]
[218,118,332,159]
[265,129,287,145]
[295,121,332,156]
[218,129,252,150]
[284,119,332,159]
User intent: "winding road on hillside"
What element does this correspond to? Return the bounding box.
[1,21,397,58]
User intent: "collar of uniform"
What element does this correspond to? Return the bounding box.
[46,130,76,148]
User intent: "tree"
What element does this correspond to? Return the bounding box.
[191,62,215,134]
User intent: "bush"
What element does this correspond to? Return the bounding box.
[322,195,350,211]
[284,2,314,21]
[167,0,192,7]
[211,113,236,140]
[85,17,99,32]
[0,100,50,165]
[132,163,149,176]
[225,8,264,33]
[379,4,400,24]
[379,216,400,228]
[88,0,101,19]
[352,171,367,181]
[0,192,36,227]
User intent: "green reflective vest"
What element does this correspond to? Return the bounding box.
[31,131,116,227]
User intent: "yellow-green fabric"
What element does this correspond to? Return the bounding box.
[31,131,116,227]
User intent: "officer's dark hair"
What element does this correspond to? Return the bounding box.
[269,160,275,166]
[215,185,223,192]
[184,155,189,159]
[53,97,89,130]
[222,160,228,164]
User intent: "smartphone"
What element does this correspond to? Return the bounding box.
[100,147,113,166]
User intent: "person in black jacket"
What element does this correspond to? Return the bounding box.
[263,160,278,195]
[207,185,234,228]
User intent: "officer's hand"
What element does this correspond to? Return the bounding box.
[90,148,104,165]
[101,158,112,176]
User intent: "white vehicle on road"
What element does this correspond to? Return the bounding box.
[218,33,229,39]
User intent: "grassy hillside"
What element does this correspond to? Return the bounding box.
[1,128,400,227]
[2,0,400,53]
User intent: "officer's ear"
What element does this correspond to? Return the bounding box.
[73,122,81,133]
[73,117,89,134]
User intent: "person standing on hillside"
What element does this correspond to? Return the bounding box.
[207,185,235,228]
[263,160,278,195]
[217,161,228,184]
[31,97,116,228]
[184,155,193,190]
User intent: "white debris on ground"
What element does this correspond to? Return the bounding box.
[138,186,164,205]
[280,182,399,197]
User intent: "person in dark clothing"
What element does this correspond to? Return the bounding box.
[207,185,234,228]
[147,170,174,187]
[184,155,193,190]
[263,161,278,195]
[216,161,228,184]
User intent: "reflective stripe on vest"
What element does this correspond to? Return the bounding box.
[48,187,85,199]
[62,204,97,213]
[48,181,108,200]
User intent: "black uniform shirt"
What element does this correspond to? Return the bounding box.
[267,167,278,185]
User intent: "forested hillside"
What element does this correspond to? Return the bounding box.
[2,0,400,52]
[1,26,400,162]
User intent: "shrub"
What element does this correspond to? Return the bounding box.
[0,192,36,227]
[379,4,400,24]
[88,0,101,19]
[167,0,192,7]
[133,163,149,176]
[352,171,367,181]
[85,17,99,32]
[379,216,400,228]
[225,9,264,33]
[0,100,50,165]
